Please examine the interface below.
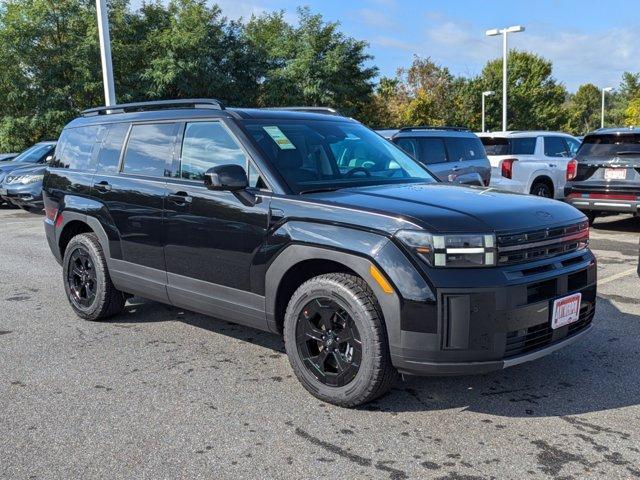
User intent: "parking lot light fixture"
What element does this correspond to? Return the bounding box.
[96,0,116,106]
[601,87,614,129]
[482,91,495,132]
[485,25,525,132]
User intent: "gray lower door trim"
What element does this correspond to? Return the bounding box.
[110,258,169,303]
[166,272,267,331]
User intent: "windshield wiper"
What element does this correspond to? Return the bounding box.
[299,187,343,194]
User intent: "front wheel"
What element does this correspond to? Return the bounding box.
[283,273,397,407]
[62,233,125,321]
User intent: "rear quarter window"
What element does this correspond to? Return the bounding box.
[52,126,103,170]
[510,137,537,155]
[444,137,487,161]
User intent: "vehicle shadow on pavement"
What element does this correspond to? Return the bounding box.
[592,215,640,234]
[108,296,639,417]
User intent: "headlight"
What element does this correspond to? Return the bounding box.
[7,173,43,185]
[396,230,497,268]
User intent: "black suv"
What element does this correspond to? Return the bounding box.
[43,99,597,407]
[565,127,640,223]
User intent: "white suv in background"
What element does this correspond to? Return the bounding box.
[477,131,581,199]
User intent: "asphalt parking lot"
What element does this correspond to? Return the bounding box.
[1,207,639,480]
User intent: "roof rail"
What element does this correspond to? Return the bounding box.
[398,126,470,132]
[263,106,341,116]
[81,98,225,117]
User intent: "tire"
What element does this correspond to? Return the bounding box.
[586,211,597,226]
[62,232,125,321]
[283,273,397,407]
[530,181,553,198]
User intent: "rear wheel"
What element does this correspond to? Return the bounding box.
[62,233,125,321]
[283,273,397,407]
[586,211,598,226]
[530,181,553,198]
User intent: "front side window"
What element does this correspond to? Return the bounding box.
[15,143,56,164]
[122,123,177,177]
[179,122,247,180]
[243,120,435,193]
[544,136,570,157]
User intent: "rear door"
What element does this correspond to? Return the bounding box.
[394,137,450,181]
[91,122,178,301]
[443,136,490,186]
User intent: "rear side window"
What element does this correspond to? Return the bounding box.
[444,137,487,162]
[510,137,537,155]
[122,123,177,177]
[96,123,129,174]
[53,126,102,170]
[179,121,247,180]
[544,136,570,157]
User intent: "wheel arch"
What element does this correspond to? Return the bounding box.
[529,174,555,196]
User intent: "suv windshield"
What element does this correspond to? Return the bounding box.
[12,143,54,163]
[578,134,640,158]
[243,120,435,193]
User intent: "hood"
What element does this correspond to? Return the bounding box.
[305,183,585,233]
[0,162,44,184]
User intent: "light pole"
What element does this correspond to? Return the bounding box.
[601,87,613,129]
[481,91,495,132]
[485,25,525,132]
[96,0,116,106]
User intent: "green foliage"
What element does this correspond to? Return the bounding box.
[564,83,601,135]
[624,96,640,127]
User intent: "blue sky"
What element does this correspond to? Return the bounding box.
[134,0,640,92]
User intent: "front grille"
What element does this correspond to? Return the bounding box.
[497,221,589,265]
[505,303,594,358]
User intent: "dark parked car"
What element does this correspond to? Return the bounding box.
[43,99,596,407]
[0,163,48,213]
[392,127,491,186]
[0,141,56,206]
[0,153,19,162]
[565,127,640,224]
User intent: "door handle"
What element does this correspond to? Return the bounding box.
[167,191,193,205]
[94,181,112,193]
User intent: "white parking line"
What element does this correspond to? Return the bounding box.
[599,268,637,286]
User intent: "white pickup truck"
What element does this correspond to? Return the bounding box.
[477,131,581,199]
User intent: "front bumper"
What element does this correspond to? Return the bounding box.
[0,183,43,210]
[391,250,597,376]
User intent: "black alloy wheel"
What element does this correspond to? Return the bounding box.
[296,297,362,387]
[531,182,552,198]
[67,247,98,309]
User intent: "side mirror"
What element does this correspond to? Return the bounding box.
[204,164,248,191]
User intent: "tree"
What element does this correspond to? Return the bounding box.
[624,96,640,127]
[245,7,377,117]
[479,50,567,131]
[564,84,601,135]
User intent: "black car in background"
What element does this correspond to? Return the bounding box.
[0,141,56,206]
[0,163,48,213]
[43,99,595,407]
[565,128,640,224]
[392,127,491,186]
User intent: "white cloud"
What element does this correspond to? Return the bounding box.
[353,8,398,29]
[372,36,415,52]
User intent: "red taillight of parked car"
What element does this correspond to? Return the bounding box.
[566,159,578,181]
[501,159,517,179]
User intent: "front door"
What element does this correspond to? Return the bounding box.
[163,120,271,329]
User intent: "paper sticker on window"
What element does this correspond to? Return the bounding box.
[263,126,296,150]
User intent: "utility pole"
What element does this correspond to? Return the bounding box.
[96,0,116,106]
[485,25,525,131]
[482,91,495,132]
[601,87,613,129]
